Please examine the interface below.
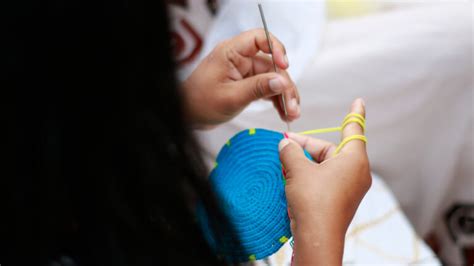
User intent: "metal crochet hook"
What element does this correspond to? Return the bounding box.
[258,3,291,132]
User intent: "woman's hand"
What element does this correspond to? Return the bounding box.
[182,29,300,128]
[278,98,371,266]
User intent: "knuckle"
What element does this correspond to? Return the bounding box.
[346,123,363,133]
[344,151,369,169]
[358,170,372,194]
[254,78,266,99]
[352,154,371,188]
[353,153,369,168]
[241,29,260,42]
[250,28,264,37]
[225,46,241,65]
[365,173,373,191]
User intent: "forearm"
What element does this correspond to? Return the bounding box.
[292,217,346,266]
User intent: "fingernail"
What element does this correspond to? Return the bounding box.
[289,98,298,111]
[352,98,364,110]
[279,138,290,151]
[284,54,289,67]
[286,132,296,138]
[269,77,283,93]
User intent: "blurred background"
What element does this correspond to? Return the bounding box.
[168,0,473,264]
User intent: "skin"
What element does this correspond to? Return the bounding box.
[182,29,300,128]
[279,98,371,265]
[183,28,371,265]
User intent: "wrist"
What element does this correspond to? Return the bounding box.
[291,214,347,265]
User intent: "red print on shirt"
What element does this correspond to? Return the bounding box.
[171,19,203,66]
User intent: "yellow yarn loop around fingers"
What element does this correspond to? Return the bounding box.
[341,117,365,132]
[334,135,367,155]
[298,112,367,155]
[342,113,365,124]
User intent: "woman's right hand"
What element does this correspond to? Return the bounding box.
[278,98,371,265]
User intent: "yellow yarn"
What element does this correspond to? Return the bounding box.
[279,236,289,243]
[299,112,367,155]
[334,135,367,155]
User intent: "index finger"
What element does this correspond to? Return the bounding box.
[229,29,288,70]
[340,98,367,153]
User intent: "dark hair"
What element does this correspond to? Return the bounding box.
[1,1,229,265]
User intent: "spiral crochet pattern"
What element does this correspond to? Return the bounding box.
[198,128,310,263]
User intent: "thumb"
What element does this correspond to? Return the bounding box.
[232,73,288,106]
[278,138,308,178]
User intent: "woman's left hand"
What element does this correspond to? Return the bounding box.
[182,29,300,129]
